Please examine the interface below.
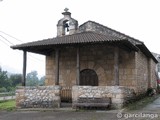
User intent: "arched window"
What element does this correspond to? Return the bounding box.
[80,69,98,86]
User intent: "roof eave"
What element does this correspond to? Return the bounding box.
[136,43,158,63]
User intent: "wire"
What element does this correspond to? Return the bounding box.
[28,53,45,62]
[0,38,11,46]
[0,34,44,63]
[0,35,14,45]
[0,31,23,43]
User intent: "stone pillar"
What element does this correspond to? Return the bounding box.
[22,50,27,86]
[76,46,80,85]
[148,58,152,88]
[55,49,59,85]
[114,47,119,85]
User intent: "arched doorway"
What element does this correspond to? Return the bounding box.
[80,69,98,86]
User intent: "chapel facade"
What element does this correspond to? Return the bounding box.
[12,9,157,109]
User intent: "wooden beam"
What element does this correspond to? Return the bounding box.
[22,50,27,86]
[76,46,80,85]
[55,49,59,85]
[114,47,119,85]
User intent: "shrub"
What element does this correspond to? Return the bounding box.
[146,88,156,96]
[0,87,7,92]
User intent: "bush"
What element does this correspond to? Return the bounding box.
[0,87,7,92]
[6,87,15,92]
[146,88,156,96]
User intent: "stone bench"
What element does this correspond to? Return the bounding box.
[73,97,111,110]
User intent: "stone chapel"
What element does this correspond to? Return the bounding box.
[11,9,157,109]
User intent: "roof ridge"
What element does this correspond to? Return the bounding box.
[80,20,143,44]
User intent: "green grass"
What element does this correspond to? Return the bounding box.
[0,100,16,111]
[125,95,160,111]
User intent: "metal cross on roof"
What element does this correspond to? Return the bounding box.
[64,8,69,12]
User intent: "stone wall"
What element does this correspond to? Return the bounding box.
[16,86,61,108]
[150,59,157,88]
[79,21,140,45]
[45,45,137,88]
[135,51,157,94]
[79,21,157,94]
[72,86,135,109]
[135,51,149,94]
[45,52,55,85]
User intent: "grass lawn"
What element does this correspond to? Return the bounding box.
[0,100,16,111]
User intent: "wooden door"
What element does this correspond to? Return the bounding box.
[60,86,72,103]
[80,69,98,86]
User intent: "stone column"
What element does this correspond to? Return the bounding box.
[76,46,80,85]
[114,47,119,85]
[147,58,151,88]
[55,49,59,85]
[22,50,27,86]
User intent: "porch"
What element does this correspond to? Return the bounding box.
[14,43,137,109]
[12,30,139,110]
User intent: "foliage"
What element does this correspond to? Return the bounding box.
[0,67,11,88]
[39,76,45,86]
[146,87,156,96]
[26,71,45,86]
[26,71,39,86]
[9,74,22,87]
[0,66,45,92]
[0,87,7,92]
[0,100,16,111]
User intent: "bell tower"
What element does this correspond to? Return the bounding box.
[57,8,78,37]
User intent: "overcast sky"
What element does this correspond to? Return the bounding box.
[0,0,160,76]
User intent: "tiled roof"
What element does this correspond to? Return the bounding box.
[11,31,129,48]
[10,24,157,63]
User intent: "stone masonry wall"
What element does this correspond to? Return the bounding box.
[79,21,157,94]
[135,51,149,94]
[16,86,61,108]
[45,45,137,89]
[72,86,135,109]
[150,59,157,88]
[45,52,55,85]
[135,51,157,94]
[79,21,140,45]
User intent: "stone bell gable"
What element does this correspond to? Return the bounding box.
[57,8,78,37]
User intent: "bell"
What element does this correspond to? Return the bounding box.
[66,27,69,32]
[64,23,69,32]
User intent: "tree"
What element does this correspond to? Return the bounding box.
[26,71,39,86]
[39,76,45,86]
[0,67,11,88]
[9,74,22,87]
[0,87,7,92]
